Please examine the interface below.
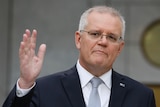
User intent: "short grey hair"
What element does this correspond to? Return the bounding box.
[78,6,126,39]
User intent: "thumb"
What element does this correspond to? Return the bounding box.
[37,44,46,61]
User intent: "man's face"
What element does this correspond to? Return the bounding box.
[75,11,124,75]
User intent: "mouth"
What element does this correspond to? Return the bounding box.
[93,50,107,55]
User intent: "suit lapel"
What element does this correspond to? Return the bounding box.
[61,66,86,107]
[109,71,128,107]
[60,67,129,107]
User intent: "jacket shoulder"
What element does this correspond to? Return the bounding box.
[36,66,77,86]
[112,70,152,92]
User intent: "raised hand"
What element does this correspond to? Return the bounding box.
[18,29,46,89]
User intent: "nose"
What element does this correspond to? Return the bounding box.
[97,35,109,47]
[100,35,108,40]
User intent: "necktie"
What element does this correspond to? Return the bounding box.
[88,77,103,107]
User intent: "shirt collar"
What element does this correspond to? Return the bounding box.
[76,60,112,89]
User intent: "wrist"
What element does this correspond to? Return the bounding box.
[16,78,36,97]
[18,78,35,89]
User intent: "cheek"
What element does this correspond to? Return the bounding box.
[108,45,121,58]
[81,40,92,53]
[80,39,96,58]
[81,37,94,49]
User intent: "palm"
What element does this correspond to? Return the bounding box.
[19,29,46,88]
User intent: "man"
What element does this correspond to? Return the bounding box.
[3,6,156,107]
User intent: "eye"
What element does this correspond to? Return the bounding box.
[107,34,117,41]
[89,32,101,38]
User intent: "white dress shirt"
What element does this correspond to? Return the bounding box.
[16,78,36,97]
[76,60,112,107]
[16,60,112,107]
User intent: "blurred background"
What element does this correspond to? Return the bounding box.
[0,0,160,106]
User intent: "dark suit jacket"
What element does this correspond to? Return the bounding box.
[3,65,156,107]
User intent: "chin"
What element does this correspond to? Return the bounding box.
[92,59,106,66]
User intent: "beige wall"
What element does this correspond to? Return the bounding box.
[1,0,160,106]
[148,85,160,107]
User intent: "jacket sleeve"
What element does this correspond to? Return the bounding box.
[148,90,156,107]
[2,85,35,107]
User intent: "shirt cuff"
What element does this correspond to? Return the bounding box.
[16,78,36,97]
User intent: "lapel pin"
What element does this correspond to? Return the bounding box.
[120,83,125,87]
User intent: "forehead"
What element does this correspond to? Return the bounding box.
[86,11,122,34]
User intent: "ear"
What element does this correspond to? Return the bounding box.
[117,41,125,55]
[75,31,81,49]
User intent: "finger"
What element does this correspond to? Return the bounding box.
[29,29,38,58]
[20,33,28,55]
[19,41,25,59]
[25,29,31,48]
[23,33,30,55]
[25,29,31,38]
[20,29,32,56]
[37,44,46,62]
[31,29,37,49]
[22,33,28,44]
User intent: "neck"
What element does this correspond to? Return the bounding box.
[79,61,112,77]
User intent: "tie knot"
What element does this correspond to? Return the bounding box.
[90,77,103,88]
